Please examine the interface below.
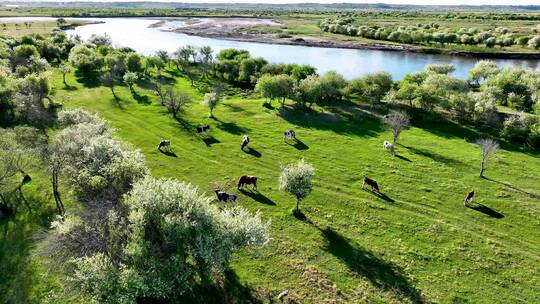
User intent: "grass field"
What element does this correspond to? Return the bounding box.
[0,20,95,37]
[2,65,540,303]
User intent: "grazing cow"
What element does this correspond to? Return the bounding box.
[238,175,258,190]
[283,130,297,142]
[362,177,380,192]
[383,140,395,156]
[158,140,171,151]
[196,124,210,134]
[464,190,475,206]
[241,135,250,150]
[214,190,238,202]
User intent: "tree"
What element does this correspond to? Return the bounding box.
[255,74,294,106]
[50,109,148,200]
[123,72,138,93]
[164,88,191,118]
[202,92,221,118]
[69,44,103,73]
[0,127,39,213]
[238,57,268,85]
[56,18,67,28]
[384,112,410,144]
[279,159,314,215]
[125,52,143,74]
[173,45,196,71]
[528,35,540,50]
[468,60,499,85]
[66,176,269,302]
[425,64,456,75]
[11,44,40,68]
[347,72,392,103]
[198,46,214,77]
[476,138,499,177]
[59,63,72,87]
[100,72,117,99]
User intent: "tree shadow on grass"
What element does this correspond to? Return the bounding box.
[287,138,309,150]
[167,269,263,304]
[74,70,100,88]
[62,84,78,91]
[362,188,395,203]
[320,227,425,304]
[244,148,262,158]
[482,176,540,200]
[0,195,55,304]
[213,117,251,135]
[239,189,276,206]
[132,91,151,105]
[400,145,463,166]
[466,203,504,219]
[278,103,384,138]
[174,116,196,133]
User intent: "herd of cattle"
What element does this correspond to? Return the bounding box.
[157,126,476,207]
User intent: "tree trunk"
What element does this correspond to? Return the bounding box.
[479,160,485,177]
[52,169,64,216]
[295,198,300,212]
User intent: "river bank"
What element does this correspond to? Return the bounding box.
[167,17,540,60]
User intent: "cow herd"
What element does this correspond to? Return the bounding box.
[158,125,475,207]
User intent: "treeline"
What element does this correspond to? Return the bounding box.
[319,17,540,50]
[0,31,269,302]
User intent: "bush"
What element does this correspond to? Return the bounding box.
[69,177,270,302]
[501,113,533,142]
[527,35,540,49]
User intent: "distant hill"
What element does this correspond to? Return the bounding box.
[3,1,540,13]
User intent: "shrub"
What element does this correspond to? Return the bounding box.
[279,159,314,213]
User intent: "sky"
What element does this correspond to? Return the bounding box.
[25,0,540,5]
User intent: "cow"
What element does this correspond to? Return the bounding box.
[241,135,250,150]
[158,140,171,151]
[383,140,395,156]
[283,130,297,142]
[214,190,238,202]
[238,175,258,190]
[362,177,380,192]
[464,190,475,206]
[196,124,210,134]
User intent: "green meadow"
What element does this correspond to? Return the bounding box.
[5,66,530,303]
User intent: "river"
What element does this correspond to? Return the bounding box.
[2,17,539,79]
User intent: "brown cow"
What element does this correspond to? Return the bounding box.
[464,190,475,206]
[362,177,380,192]
[238,175,257,190]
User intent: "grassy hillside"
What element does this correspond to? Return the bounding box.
[13,66,536,303]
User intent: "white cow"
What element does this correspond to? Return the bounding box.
[383,140,395,156]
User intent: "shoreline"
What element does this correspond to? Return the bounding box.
[172,29,540,59]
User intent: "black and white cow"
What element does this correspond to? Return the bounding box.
[196,125,210,134]
[214,190,238,202]
[158,140,171,151]
[283,130,297,142]
[241,135,250,150]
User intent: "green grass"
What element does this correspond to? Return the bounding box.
[3,66,539,303]
[49,67,540,303]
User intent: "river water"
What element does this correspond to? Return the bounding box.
[2,17,539,79]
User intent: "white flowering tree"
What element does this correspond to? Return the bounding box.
[66,176,270,302]
[279,159,314,214]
